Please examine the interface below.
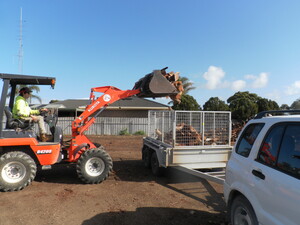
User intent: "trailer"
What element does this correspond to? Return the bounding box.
[142,110,233,184]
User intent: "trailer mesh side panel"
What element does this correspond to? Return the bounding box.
[148,110,231,147]
[148,111,173,145]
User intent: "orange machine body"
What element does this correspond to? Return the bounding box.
[0,138,61,165]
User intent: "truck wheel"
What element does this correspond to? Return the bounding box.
[150,152,163,176]
[0,151,37,192]
[230,195,258,225]
[76,147,113,184]
[142,146,151,168]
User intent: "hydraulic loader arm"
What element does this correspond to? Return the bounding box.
[68,68,181,162]
[72,86,141,136]
[72,68,180,136]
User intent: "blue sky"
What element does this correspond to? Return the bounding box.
[1,0,300,107]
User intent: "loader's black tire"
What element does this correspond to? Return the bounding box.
[76,147,113,184]
[150,152,164,176]
[93,142,101,148]
[0,151,37,192]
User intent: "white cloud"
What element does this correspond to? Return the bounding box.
[231,80,246,91]
[285,81,300,95]
[245,72,269,88]
[201,66,269,91]
[244,74,255,79]
[202,66,225,90]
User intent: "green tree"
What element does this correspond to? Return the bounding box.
[269,100,280,110]
[172,94,202,111]
[257,98,279,112]
[227,91,259,121]
[280,104,290,110]
[203,97,229,111]
[290,98,300,109]
[227,91,280,121]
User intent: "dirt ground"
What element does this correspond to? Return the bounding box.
[0,136,228,225]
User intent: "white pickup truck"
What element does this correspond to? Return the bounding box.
[224,110,300,225]
[142,110,232,184]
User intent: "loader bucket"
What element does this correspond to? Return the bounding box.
[133,70,178,98]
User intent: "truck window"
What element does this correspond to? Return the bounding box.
[257,125,285,166]
[236,123,264,157]
[277,125,300,179]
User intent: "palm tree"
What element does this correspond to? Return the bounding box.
[179,76,196,94]
[8,85,42,103]
[168,76,196,105]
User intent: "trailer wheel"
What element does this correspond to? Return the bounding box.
[150,152,163,176]
[142,146,151,168]
[0,151,37,192]
[76,147,113,184]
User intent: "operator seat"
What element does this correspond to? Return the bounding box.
[4,106,32,130]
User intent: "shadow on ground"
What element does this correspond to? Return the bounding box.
[82,207,228,225]
[34,163,81,184]
[34,159,155,184]
[113,160,226,212]
[34,160,226,213]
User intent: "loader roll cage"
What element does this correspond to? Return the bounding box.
[0,73,56,137]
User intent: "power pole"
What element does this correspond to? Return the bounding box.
[18,7,23,74]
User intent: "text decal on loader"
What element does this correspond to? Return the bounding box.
[36,150,52,154]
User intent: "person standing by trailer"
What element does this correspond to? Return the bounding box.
[12,87,48,142]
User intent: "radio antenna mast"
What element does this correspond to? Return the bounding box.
[18,7,23,74]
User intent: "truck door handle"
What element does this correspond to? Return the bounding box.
[252,169,265,180]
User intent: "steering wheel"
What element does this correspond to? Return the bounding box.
[41,108,58,128]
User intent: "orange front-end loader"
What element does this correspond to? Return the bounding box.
[0,68,179,191]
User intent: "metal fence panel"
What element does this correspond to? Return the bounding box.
[2,116,148,136]
[2,111,231,141]
[58,117,148,135]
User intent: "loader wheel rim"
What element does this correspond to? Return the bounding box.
[85,157,105,177]
[2,161,26,183]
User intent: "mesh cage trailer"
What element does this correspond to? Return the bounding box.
[142,110,233,184]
